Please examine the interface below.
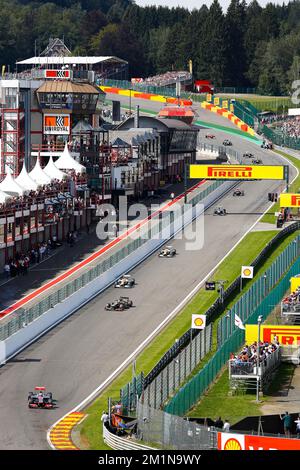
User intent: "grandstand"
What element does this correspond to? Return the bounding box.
[144,71,193,90]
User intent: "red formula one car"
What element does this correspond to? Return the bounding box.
[28,386,54,409]
[205,133,216,139]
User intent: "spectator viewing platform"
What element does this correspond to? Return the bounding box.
[229,339,281,393]
[281,275,300,318]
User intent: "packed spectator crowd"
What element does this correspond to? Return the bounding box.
[282,286,300,312]
[230,339,279,373]
[280,116,300,139]
[144,71,193,87]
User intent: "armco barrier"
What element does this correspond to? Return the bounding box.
[103,424,154,450]
[0,179,236,365]
[165,236,300,416]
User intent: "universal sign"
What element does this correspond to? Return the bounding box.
[189,164,285,180]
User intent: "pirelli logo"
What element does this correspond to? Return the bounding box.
[189,164,285,180]
[280,193,300,207]
[246,324,300,346]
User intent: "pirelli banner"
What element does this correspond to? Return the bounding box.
[280,193,300,207]
[189,164,285,180]
[44,114,70,135]
[246,324,300,346]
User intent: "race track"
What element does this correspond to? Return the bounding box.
[0,99,296,450]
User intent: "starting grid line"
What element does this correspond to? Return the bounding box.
[49,412,85,450]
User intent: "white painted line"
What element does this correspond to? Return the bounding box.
[47,151,298,449]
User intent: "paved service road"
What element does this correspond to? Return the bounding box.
[0,100,296,449]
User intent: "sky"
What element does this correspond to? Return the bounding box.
[135,0,286,11]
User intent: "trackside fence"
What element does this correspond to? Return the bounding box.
[0,179,228,342]
[137,401,216,450]
[218,229,300,345]
[164,236,300,416]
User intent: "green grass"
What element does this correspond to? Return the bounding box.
[78,230,283,449]
[187,363,296,424]
[219,95,293,113]
[188,367,261,423]
[261,150,300,224]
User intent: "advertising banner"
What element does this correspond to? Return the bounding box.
[218,432,300,450]
[44,114,70,135]
[45,69,71,79]
[189,165,285,180]
[280,193,300,207]
[191,314,206,330]
[214,97,220,106]
[222,100,229,109]
[246,324,300,346]
[241,266,254,279]
[290,276,300,292]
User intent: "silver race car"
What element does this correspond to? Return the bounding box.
[158,246,177,258]
[115,274,135,288]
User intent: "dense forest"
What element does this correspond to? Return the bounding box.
[2,0,300,95]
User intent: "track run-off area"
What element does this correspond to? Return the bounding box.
[0,95,297,449]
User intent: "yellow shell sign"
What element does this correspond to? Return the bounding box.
[243,268,251,277]
[189,165,285,180]
[194,317,203,327]
[224,438,243,451]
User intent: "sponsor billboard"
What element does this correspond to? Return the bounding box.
[290,276,300,292]
[280,193,300,207]
[191,314,206,330]
[241,266,254,279]
[131,78,144,84]
[44,114,70,135]
[218,432,300,450]
[189,165,285,180]
[222,100,229,109]
[246,324,300,346]
[45,69,71,79]
[214,97,220,106]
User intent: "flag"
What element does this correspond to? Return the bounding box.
[191,314,206,330]
[235,314,245,330]
[241,265,254,279]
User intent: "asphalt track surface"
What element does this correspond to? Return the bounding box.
[0,98,296,450]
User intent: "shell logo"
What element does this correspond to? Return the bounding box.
[194,317,203,327]
[224,438,243,450]
[243,268,251,277]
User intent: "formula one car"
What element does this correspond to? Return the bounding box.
[233,188,244,197]
[214,207,227,216]
[114,274,135,288]
[28,387,53,409]
[205,133,216,139]
[243,152,254,158]
[253,158,262,164]
[158,246,176,258]
[222,139,232,146]
[105,296,133,311]
[261,141,273,150]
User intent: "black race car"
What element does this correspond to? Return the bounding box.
[214,207,227,216]
[223,139,232,146]
[253,158,262,164]
[158,246,176,258]
[28,386,54,409]
[105,296,133,311]
[243,152,254,158]
[115,274,135,288]
[233,189,244,196]
[261,141,273,149]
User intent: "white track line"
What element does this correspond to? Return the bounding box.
[47,150,298,450]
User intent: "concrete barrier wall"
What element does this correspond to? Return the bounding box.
[0,181,236,364]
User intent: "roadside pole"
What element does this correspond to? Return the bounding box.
[184,163,187,204]
[256,315,262,403]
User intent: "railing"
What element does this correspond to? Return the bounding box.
[0,178,226,341]
[103,424,155,450]
[229,348,281,378]
[165,244,300,416]
[281,301,300,315]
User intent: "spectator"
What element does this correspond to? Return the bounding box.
[280,412,292,438]
[101,411,109,426]
[223,419,230,432]
[3,263,10,278]
[214,417,224,429]
[295,415,300,438]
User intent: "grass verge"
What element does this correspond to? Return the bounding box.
[187,363,296,424]
[78,228,298,449]
[261,150,300,224]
